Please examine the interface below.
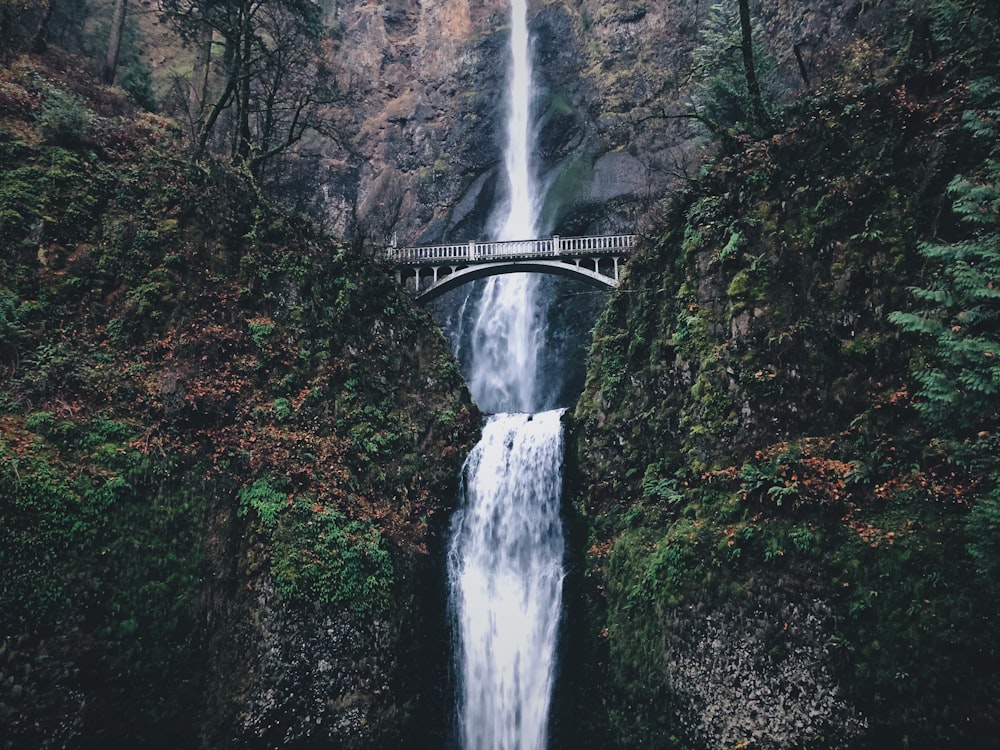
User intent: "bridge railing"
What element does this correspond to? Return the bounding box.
[387,234,636,265]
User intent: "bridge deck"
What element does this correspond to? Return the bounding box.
[388,234,637,265]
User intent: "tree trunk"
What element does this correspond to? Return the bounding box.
[197,72,237,157]
[738,0,768,131]
[101,0,128,84]
[188,21,214,137]
[235,5,253,165]
[793,43,810,88]
[30,0,55,54]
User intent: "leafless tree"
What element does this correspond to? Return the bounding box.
[159,0,339,183]
[101,0,127,83]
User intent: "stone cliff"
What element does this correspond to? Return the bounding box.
[324,0,896,244]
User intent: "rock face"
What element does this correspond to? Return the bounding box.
[660,579,867,749]
[325,0,895,243]
[319,0,508,243]
[218,579,423,747]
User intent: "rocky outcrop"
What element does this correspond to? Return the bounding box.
[225,579,417,747]
[661,578,867,749]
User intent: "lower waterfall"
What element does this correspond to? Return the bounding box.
[447,410,566,750]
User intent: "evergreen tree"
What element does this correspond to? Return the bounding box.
[889,82,1000,583]
[890,99,1000,452]
[690,1,775,135]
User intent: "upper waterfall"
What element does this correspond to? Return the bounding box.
[465,0,543,414]
[496,0,538,242]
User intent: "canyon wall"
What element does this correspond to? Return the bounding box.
[323,0,896,243]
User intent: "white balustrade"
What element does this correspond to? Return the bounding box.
[388,234,636,265]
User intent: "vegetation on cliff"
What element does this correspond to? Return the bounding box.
[0,52,477,748]
[3,1,999,748]
[565,2,1000,748]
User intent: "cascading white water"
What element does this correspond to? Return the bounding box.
[465,0,542,416]
[447,1,566,748]
[448,411,565,749]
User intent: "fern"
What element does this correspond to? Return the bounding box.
[891,138,1000,439]
[891,86,1000,586]
[238,477,288,529]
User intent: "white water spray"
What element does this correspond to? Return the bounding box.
[449,411,565,749]
[448,1,566,748]
[465,0,543,415]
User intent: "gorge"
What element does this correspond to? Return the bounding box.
[1,1,1000,749]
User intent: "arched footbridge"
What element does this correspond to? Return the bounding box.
[386,234,637,302]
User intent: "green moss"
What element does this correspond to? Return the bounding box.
[726,268,753,297]
[1,414,210,742]
[272,499,393,614]
[538,153,594,230]
[546,90,575,117]
[0,145,107,249]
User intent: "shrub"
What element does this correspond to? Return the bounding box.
[247,317,275,349]
[120,60,155,111]
[38,88,91,147]
[272,397,292,421]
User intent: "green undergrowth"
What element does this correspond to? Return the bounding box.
[0,413,210,746]
[238,477,393,615]
[566,32,1000,749]
[0,53,478,746]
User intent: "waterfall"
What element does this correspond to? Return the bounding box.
[448,411,565,749]
[496,0,537,243]
[447,1,566,748]
[466,0,541,416]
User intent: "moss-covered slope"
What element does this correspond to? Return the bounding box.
[563,49,1000,750]
[0,52,478,748]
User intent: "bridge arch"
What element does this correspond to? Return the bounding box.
[405,259,618,302]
